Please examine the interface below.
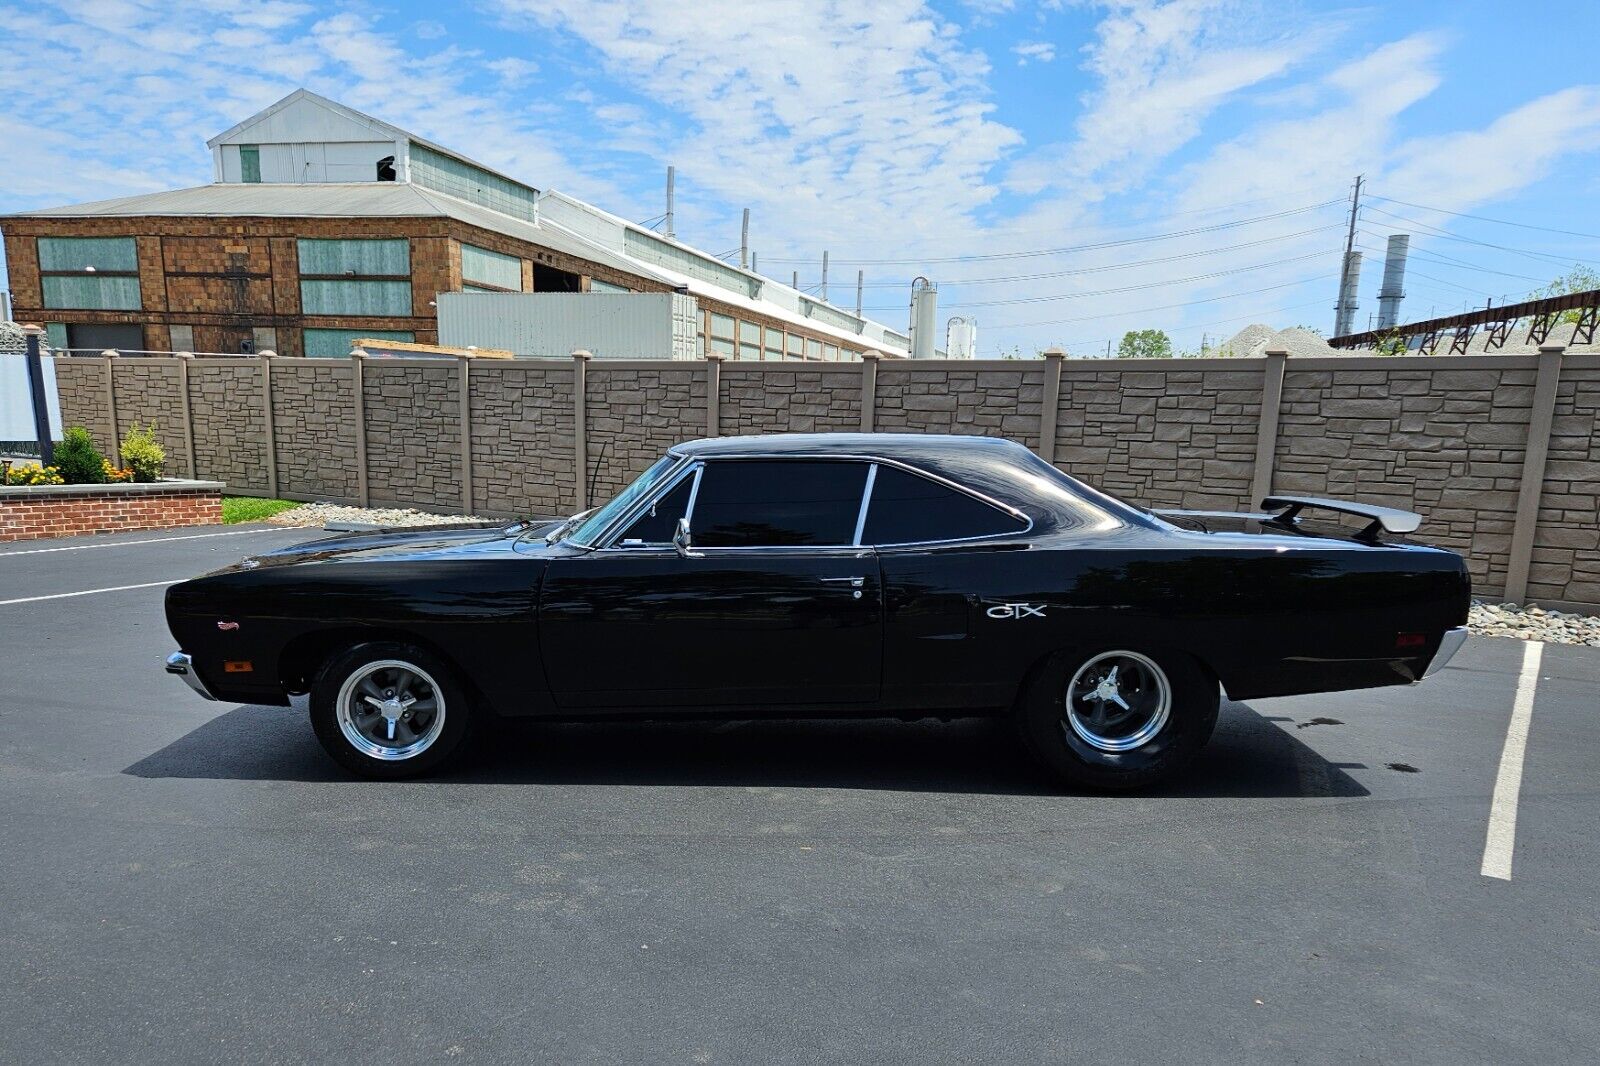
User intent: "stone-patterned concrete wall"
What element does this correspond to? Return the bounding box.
[272,361,359,503]
[720,366,863,435]
[875,365,1044,452]
[1532,365,1600,604]
[188,361,269,494]
[1275,365,1536,596]
[110,360,190,475]
[1054,368,1262,510]
[53,358,111,453]
[586,364,706,502]
[362,363,460,509]
[469,364,575,517]
[50,352,1600,610]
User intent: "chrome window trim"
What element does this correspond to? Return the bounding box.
[852,464,878,547]
[595,450,1035,552]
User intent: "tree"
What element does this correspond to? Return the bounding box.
[1533,265,1600,323]
[1116,329,1172,359]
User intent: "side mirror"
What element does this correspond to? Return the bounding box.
[673,517,702,558]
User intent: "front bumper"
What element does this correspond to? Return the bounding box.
[1423,626,1469,679]
[165,651,218,701]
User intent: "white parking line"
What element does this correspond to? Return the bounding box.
[1481,640,1543,881]
[0,526,305,558]
[0,579,181,606]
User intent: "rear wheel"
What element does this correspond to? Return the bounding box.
[1017,646,1217,791]
[310,643,471,779]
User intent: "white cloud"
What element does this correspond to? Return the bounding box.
[413,20,447,40]
[1013,41,1057,65]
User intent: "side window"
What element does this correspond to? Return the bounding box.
[692,461,868,547]
[617,475,694,545]
[863,465,1027,544]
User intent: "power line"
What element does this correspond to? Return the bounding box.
[1362,205,1593,268]
[1043,296,1334,354]
[1366,194,1600,241]
[849,224,1341,289]
[762,199,1345,266]
[1357,231,1551,284]
[976,273,1337,330]
[862,250,1328,311]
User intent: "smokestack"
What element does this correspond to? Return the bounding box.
[856,270,864,318]
[821,251,829,302]
[1333,250,1363,337]
[1376,234,1410,330]
[740,208,749,270]
[751,253,758,274]
[792,270,799,289]
[665,166,675,239]
[909,277,938,359]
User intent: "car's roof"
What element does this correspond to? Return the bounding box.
[671,432,1034,463]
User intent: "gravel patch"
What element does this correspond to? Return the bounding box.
[266,503,499,529]
[1471,601,1600,647]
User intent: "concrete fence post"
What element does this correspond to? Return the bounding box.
[1251,349,1289,505]
[457,356,474,514]
[351,353,370,508]
[860,350,882,432]
[572,349,592,510]
[176,353,196,480]
[260,353,279,499]
[101,351,120,468]
[1039,347,1066,463]
[1504,344,1565,604]
[705,353,723,437]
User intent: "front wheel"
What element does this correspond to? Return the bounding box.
[1016,646,1218,791]
[310,642,471,779]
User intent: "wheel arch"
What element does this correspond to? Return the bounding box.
[277,626,496,714]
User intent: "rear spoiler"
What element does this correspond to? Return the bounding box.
[1153,495,1421,542]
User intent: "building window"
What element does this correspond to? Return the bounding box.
[44,323,68,350]
[38,237,142,310]
[738,320,761,362]
[297,238,411,317]
[764,328,783,362]
[409,143,540,221]
[787,333,805,361]
[240,145,261,183]
[589,278,631,294]
[624,228,760,299]
[805,338,822,361]
[825,344,840,361]
[461,243,523,292]
[709,313,734,357]
[303,328,415,358]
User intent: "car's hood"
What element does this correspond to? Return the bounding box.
[213,520,567,573]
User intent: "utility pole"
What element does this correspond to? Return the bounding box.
[665,166,675,238]
[751,252,758,274]
[1333,174,1363,336]
[739,208,749,270]
[821,251,829,302]
[792,270,799,289]
[856,270,864,318]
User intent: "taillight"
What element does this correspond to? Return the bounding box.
[1395,632,1426,649]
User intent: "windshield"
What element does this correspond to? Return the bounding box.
[567,455,681,547]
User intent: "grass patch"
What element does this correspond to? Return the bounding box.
[222,496,302,524]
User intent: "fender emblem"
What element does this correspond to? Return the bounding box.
[986,603,1045,620]
[216,621,239,631]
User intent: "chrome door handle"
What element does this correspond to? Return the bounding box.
[820,576,866,587]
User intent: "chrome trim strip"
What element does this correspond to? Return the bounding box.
[1423,626,1469,679]
[852,463,877,547]
[683,463,704,525]
[165,651,218,701]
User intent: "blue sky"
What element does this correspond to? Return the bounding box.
[3,0,1598,355]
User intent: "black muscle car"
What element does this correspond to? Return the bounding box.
[165,433,1470,789]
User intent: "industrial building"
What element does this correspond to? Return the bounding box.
[1,90,912,360]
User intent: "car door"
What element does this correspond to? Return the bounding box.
[539,458,882,710]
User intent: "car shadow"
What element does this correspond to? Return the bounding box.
[123,699,1369,799]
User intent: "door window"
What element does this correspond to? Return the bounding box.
[691,461,867,547]
[863,465,1027,545]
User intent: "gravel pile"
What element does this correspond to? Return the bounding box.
[267,503,499,529]
[1471,601,1600,646]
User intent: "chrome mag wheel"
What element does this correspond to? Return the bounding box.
[335,659,448,762]
[1064,650,1172,753]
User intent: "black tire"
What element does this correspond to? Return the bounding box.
[310,642,472,779]
[1016,645,1218,792]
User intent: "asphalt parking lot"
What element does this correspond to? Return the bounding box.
[2,525,1597,1064]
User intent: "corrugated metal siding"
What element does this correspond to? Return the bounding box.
[438,292,689,359]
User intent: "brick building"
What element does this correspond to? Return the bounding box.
[1,90,911,361]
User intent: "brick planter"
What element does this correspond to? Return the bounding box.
[0,480,224,542]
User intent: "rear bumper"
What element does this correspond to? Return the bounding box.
[1423,626,1468,679]
[165,651,218,701]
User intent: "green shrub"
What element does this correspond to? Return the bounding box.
[53,426,106,485]
[120,422,166,483]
